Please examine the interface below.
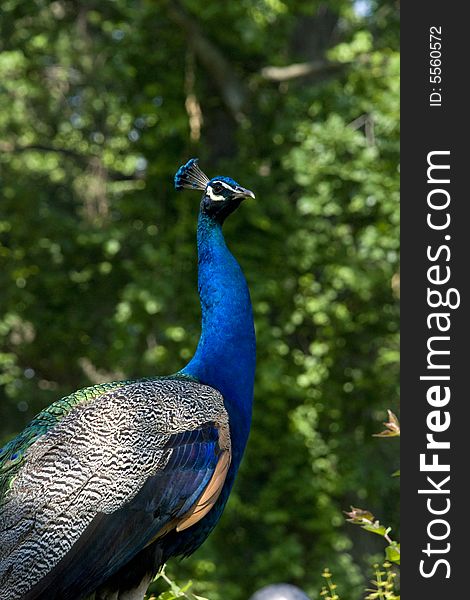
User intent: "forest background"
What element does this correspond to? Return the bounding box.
[0,1,399,598]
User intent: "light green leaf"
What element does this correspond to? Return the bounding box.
[385,543,401,565]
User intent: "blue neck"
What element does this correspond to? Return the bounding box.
[180,213,256,455]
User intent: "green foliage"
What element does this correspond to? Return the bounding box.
[343,410,400,600]
[319,562,399,600]
[345,410,400,570]
[145,566,208,600]
[320,568,340,600]
[0,1,399,598]
[365,563,399,600]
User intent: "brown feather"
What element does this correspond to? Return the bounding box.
[176,450,231,532]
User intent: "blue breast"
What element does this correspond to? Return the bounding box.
[167,211,256,558]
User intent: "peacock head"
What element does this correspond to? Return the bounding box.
[174,158,255,224]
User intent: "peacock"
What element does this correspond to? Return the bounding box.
[0,159,256,600]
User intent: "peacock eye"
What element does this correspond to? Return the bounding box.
[212,183,222,193]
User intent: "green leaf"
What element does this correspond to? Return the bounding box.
[362,524,390,537]
[157,592,181,600]
[385,543,401,565]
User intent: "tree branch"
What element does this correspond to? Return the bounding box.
[260,59,344,82]
[167,2,248,121]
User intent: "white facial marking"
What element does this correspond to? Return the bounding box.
[206,181,238,202]
[206,186,225,202]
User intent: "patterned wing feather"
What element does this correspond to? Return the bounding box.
[0,378,230,600]
[0,380,134,501]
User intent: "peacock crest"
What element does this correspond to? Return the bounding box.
[174,158,209,191]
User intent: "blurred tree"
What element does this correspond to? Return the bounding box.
[0,1,399,599]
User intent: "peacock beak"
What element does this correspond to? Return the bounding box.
[234,187,256,200]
